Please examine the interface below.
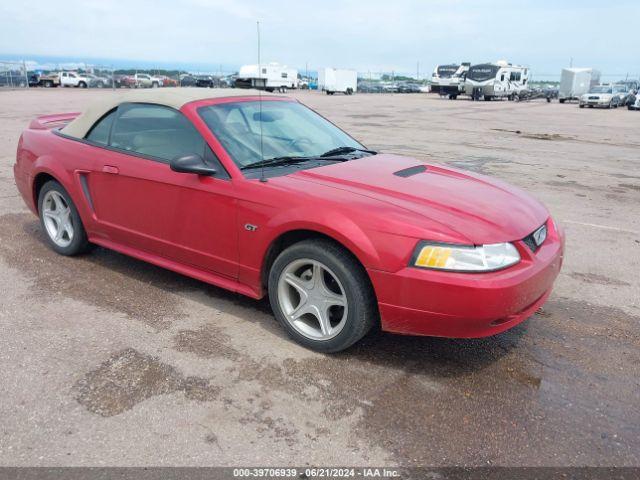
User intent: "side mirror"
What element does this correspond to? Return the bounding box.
[170,154,217,176]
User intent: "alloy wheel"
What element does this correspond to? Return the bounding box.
[277,258,348,341]
[42,190,74,248]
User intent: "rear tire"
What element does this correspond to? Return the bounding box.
[268,239,377,353]
[38,181,91,256]
[78,81,87,88]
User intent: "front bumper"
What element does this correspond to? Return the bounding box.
[368,220,565,338]
[580,98,611,107]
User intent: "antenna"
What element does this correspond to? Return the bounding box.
[257,21,267,183]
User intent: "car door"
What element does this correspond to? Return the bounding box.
[83,103,238,279]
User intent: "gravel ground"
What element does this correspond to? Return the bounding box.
[0,88,638,467]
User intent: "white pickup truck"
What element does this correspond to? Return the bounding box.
[60,71,92,88]
[134,73,162,88]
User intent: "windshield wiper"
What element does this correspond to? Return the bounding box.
[319,146,377,157]
[241,156,317,170]
[241,147,377,171]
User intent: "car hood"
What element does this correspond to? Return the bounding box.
[291,154,549,245]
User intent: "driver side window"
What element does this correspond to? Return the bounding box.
[109,104,206,162]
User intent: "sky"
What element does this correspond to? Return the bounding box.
[1,0,638,79]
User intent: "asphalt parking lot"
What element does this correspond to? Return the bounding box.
[0,88,638,466]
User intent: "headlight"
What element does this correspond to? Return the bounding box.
[412,242,520,272]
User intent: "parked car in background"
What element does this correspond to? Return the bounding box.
[114,74,133,88]
[60,71,91,88]
[28,73,40,87]
[37,72,62,88]
[87,74,112,88]
[195,75,216,88]
[115,75,136,88]
[179,74,197,87]
[579,86,620,108]
[397,83,422,93]
[159,76,179,87]
[134,73,162,88]
[612,84,631,106]
[382,83,399,93]
[627,93,640,110]
[115,73,162,88]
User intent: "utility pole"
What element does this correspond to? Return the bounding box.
[417,61,420,81]
[23,60,29,89]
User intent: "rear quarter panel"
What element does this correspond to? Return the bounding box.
[16,128,94,226]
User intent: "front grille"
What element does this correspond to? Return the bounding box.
[523,234,538,252]
[522,223,547,252]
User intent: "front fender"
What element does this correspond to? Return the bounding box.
[236,202,384,297]
[265,206,382,269]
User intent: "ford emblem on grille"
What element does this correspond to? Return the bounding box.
[533,224,547,247]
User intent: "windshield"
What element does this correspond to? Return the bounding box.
[467,64,499,82]
[199,100,363,169]
[589,86,612,94]
[436,65,459,78]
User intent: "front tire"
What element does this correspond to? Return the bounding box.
[268,239,377,352]
[38,181,91,256]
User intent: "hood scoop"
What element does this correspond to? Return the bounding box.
[393,165,427,178]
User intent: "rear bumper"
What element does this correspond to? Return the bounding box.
[368,220,565,338]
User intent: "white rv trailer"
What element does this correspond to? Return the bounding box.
[235,62,298,92]
[430,63,470,99]
[558,68,600,103]
[464,61,530,100]
[318,68,358,95]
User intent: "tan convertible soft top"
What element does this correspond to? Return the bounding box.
[61,88,270,139]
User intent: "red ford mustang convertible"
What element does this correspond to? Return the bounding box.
[14,89,564,352]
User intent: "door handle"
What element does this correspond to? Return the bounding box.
[102,165,119,174]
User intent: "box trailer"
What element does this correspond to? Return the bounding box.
[558,68,599,103]
[318,68,357,95]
